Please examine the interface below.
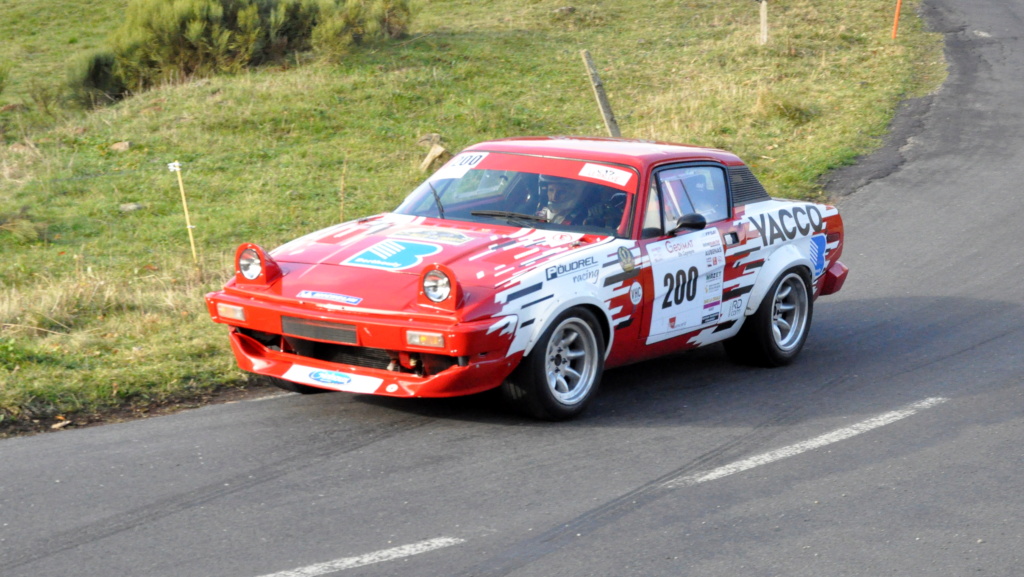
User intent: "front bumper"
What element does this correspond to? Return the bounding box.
[206,291,520,398]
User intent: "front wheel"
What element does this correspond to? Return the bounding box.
[724,268,813,367]
[501,307,605,420]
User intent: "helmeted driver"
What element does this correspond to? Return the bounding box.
[537,175,588,224]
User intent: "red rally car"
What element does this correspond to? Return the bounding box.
[206,137,848,420]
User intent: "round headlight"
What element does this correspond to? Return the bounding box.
[423,269,451,302]
[238,248,263,280]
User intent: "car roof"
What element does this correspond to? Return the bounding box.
[463,136,747,172]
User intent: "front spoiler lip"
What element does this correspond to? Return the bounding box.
[228,330,521,398]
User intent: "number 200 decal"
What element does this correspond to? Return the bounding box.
[662,267,700,308]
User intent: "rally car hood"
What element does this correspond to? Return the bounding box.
[235,213,612,317]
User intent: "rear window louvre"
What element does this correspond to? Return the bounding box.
[728,166,772,206]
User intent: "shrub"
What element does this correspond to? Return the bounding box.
[311,0,364,60]
[313,0,411,61]
[66,50,126,106]
[266,0,320,58]
[67,0,413,103]
[105,0,318,92]
[368,0,412,39]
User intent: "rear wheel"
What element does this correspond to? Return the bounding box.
[501,307,605,420]
[724,268,812,367]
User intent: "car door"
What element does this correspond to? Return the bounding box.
[638,164,740,346]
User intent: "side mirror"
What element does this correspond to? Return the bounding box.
[672,213,707,234]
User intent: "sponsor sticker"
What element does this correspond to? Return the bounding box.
[579,163,633,186]
[310,370,350,386]
[432,152,489,180]
[645,228,725,342]
[629,282,643,305]
[618,246,636,272]
[545,232,582,246]
[810,234,827,276]
[665,237,697,258]
[646,243,669,265]
[748,204,825,247]
[392,228,472,245]
[570,269,599,284]
[296,290,363,305]
[281,365,383,394]
[342,240,442,271]
[546,256,598,280]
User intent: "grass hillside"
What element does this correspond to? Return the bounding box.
[0,0,944,435]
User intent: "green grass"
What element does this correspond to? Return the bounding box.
[0,0,945,434]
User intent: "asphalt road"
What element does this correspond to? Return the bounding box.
[3,1,1023,575]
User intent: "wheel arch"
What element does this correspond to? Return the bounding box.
[745,245,813,316]
[519,297,614,359]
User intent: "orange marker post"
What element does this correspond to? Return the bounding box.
[892,0,903,39]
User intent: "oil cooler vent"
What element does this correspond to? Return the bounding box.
[281,316,357,345]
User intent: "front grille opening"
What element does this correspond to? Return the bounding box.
[285,335,392,370]
[283,335,460,376]
[238,328,282,351]
[237,327,461,376]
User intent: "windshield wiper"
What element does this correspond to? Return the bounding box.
[427,180,445,219]
[471,210,548,226]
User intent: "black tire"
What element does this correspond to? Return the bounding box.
[500,307,605,420]
[724,267,813,367]
[249,373,331,395]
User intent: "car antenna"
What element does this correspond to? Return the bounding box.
[427,179,445,219]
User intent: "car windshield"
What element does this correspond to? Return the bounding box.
[394,151,638,237]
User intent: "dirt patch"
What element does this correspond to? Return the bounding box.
[0,382,281,439]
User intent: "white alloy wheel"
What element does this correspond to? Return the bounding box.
[544,316,601,406]
[500,307,606,420]
[770,272,810,352]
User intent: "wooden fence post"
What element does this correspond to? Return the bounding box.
[580,50,621,138]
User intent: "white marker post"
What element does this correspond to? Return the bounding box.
[168,161,199,266]
[758,0,769,45]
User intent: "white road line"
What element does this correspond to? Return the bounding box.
[663,397,949,489]
[255,537,465,577]
[251,398,945,576]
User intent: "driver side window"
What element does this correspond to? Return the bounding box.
[643,165,729,238]
[657,166,728,225]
